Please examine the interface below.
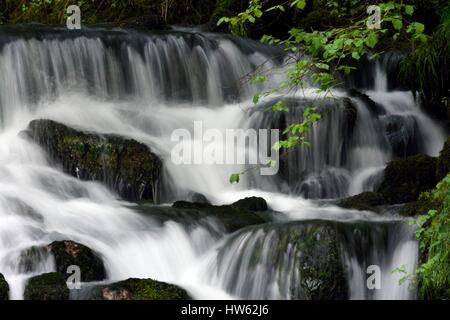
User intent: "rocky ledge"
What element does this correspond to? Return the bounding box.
[22,119,162,203]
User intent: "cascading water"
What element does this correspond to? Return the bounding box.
[0,25,446,300]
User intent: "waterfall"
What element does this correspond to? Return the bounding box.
[0,25,446,300]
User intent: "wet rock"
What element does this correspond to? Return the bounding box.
[294,222,348,300]
[187,192,211,204]
[49,241,106,282]
[23,119,162,202]
[24,272,69,300]
[231,196,268,211]
[0,274,9,300]
[377,154,438,204]
[343,97,358,137]
[19,240,106,282]
[399,198,442,217]
[94,278,190,300]
[121,14,169,31]
[172,201,213,210]
[382,114,420,158]
[172,201,267,232]
[337,192,386,212]
[348,89,385,115]
[224,221,349,299]
[436,137,450,180]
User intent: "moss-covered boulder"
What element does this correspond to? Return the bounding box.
[224,221,348,299]
[0,274,9,300]
[337,192,386,212]
[231,196,268,211]
[399,197,442,217]
[95,278,190,300]
[24,272,69,300]
[49,241,106,282]
[23,119,162,202]
[377,154,438,204]
[436,137,450,180]
[20,240,106,282]
[172,200,267,232]
[294,223,348,300]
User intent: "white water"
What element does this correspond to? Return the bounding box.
[0,27,446,300]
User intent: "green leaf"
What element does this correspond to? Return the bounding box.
[404,5,414,16]
[392,19,403,31]
[253,93,260,104]
[351,51,361,60]
[217,17,230,26]
[291,0,306,10]
[229,173,240,184]
[272,100,289,112]
[365,32,378,48]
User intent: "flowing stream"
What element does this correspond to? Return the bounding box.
[0,26,446,300]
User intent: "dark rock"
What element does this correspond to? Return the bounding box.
[172,201,266,233]
[399,198,442,217]
[187,192,211,204]
[231,196,268,211]
[121,14,169,31]
[436,137,450,180]
[24,272,69,300]
[94,278,189,300]
[0,274,9,300]
[343,97,358,137]
[337,192,386,212]
[23,119,162,202]
[377,154,438,204]
[382,114,420,158]
[348,89,385,115]
[294,223,348,300]
[172,201,213,210]
[49,241,106,282]
[226,221,348,299]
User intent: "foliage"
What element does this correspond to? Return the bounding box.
[411,174,450,299]
[222,0,427,182]
[0,0,217,25]
[401,5,450,114]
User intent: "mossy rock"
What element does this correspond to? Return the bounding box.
[337,192,386,212]
[377,154,438,204]
[23,119,162,202]
[436,137,450,180]
[96,278,190,300]
[231,196,268,211]
[172,200,267,232]
[399,197,442,217]
[228,221,348,299]
[294,223,348,300]
[0,274,9,300]
[49,241,106,282]
[24,272,69,300]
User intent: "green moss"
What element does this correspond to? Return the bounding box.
[49,241,106,282]
[377,154,438,204]
[338,192,386,212]
[172,201,267,233]
[0,273,9,300]
[100,278,190,300]
[437,137,450,181]
[25,119,162,202]
[24,272,69,300]
[399,197,442,217]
